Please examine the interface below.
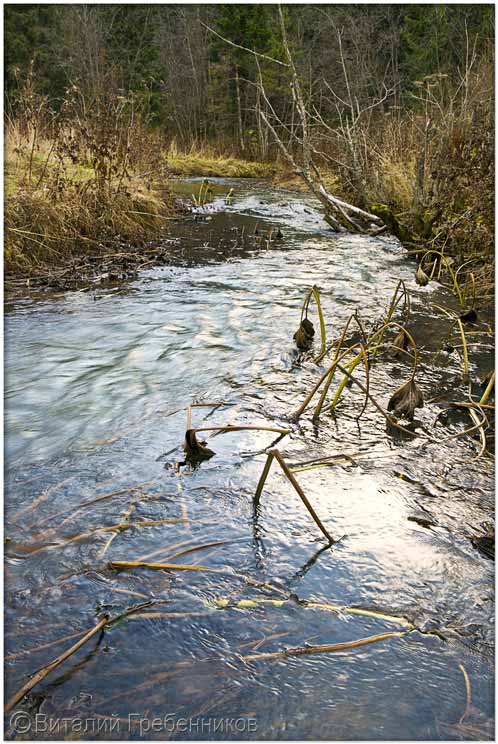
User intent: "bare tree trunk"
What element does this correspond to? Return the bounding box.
[273,7,382,231]
[255,87,268,160]
[235,65,245,152]
[203,9,382,234]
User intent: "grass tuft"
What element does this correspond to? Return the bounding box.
[165,141,276,178]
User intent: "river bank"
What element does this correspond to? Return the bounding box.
[6,83,493,314]
[7,153,492,321]
[4,123,278,282]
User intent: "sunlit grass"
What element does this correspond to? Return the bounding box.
[4,123,177,275]
[165,141,276,178]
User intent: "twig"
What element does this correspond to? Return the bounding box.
[164,539,241,562]
[11,477,74,523]
[99,502,137,559]
[136,534,219,563]
[6,615,109,712]
[5,630,89,662]
[186,401,231,430]
[240,630,408,662]
[200,21,289,67]
[193,425,289,435]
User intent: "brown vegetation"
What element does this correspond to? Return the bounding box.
[270,49,493,302]
[5,74,180,277]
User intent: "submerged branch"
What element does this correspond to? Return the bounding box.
[240,630,409,663]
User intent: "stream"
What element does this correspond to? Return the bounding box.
[4,179,494,740]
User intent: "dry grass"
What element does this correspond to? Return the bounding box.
[364,151,417,212]
[165,141,276,178]
[5,122,179,276]
[5,178,174,275]
[273,170,341,195]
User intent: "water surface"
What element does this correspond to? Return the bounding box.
[5,179,494,740]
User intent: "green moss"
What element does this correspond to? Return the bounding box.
[370,204,413,243]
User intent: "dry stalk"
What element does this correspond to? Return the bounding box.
[240,630,409,663]
[35,481,155,528]
[6,615,109,712]
[109,561,219,573]
[22,519,188,556]
[254,449,334,544]
[458,664,472,724]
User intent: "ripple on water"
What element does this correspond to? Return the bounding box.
[4,180,494,739]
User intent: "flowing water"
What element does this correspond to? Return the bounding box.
[4,179,494,740]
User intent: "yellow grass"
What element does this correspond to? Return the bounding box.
[365,154,417,212]
[4,125,178,275]
[165,141,276,178]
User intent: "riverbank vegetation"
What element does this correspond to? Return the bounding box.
[165,142,275,178]
[4,73,183,277]
[5,4,494,293]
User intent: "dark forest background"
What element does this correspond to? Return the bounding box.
[5,4,493,151]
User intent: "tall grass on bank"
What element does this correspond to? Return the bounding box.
[5,75,178,276]
[164,139,276,178]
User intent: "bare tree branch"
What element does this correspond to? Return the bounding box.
[199,20,289,68]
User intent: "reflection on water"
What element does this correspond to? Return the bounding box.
[5,180,494,740]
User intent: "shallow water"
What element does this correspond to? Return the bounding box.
[4,179,494,740]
